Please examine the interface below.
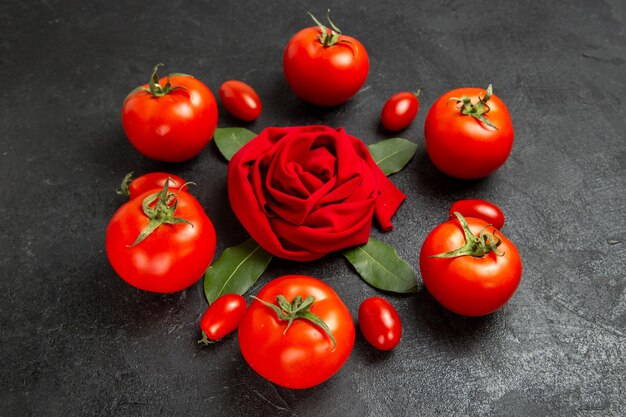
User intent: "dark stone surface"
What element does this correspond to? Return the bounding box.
[1,0,624,416]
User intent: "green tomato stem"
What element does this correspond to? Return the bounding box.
[116,172,133,198]
[447,84,499,129]
[308,10,342,47]
[431,212,504,258]
[143,64,188,98]
[127,179,194,248]
[251,294,337,351]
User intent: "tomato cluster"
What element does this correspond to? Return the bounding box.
[106,10,523,391]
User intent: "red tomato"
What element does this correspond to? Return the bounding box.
[239,275,355,389]
[283,13,369,106]
[199,294,247,343]
[106,183,216,293]
[119,172,186,200]
[381,91,420,131]
[449,199,505,230]
[121,64,218,162]
[219,80,262,121]
[420,212,522,316]
[424,85,514,179]
[358,297,402,351]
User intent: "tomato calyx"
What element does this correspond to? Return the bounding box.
[140,63,189,98]
[116,172,134,198]
[128,180,194,247]
[308,10,342,47]
[448,84,498,130]
[251,294,337,351]
[198,331,217,345]
[431,212,504,259]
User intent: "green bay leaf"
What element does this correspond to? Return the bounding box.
[204,238,273,304]
[368,138,417,176]
[213,127,257,161]
[343,238,417,293]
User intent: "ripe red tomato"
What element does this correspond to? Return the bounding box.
[121,64,218,162]
[420,212,522,316]
[199,294,247,343]
[283,13,369,106]
[424,85,514,179]
[106,183,216,293]
[238,275,355,389]
[358,297,402,351]
[219,80,262,121]
[449,199,505,230]
[381,91,420,131]
[118,172,186,200]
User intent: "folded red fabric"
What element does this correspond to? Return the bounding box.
[228,126,405,261]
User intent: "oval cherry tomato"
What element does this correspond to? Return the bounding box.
[358,297,402,351]
[106,183,216,293]
[219,80,262,121]
[122,64,218,162]
[238,275,355,389]
[449,199,505,230]
[381,91,420,131]
[424,85,514,179]
[119,172,186,201]
[283,13,369,106]
[199,294,247,343]
[420,213,522,316]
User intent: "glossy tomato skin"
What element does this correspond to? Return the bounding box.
[200,294,247,341]
[358,297,402,350]
[106,189,216,293]
[424,88,514,179]
[381,92,419,131]
[283,27,369,106]
[122,75,218,162]
[239,275,355,389]
[449,199,505,230]
[127,172,186,200]
[219,80,262,121]
[420,217,522,316]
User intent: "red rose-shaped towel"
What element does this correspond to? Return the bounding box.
[228,126,405,261]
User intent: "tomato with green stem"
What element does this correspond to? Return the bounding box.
[283,12,369,106]
[199,294,247,344]
[420,212,522,316]
[122,64,218,162]
[424,84,514,179]
[106,181,216,293]
[238,275,355,389]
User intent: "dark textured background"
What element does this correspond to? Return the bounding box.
[1,0,624,415]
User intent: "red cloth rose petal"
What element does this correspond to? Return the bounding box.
[228,126,405,261]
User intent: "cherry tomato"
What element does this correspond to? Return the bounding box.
[106,183,216,293]
[119,172,186,201]
[420,212,522,316]
[283,13,369,106]
[238,275,355,389]
[121,64,218,162]
[449,199,505,230]
[199,294,247,343]
[219,80,262,121]
[424,84,514,179]
[358,297,402,350]
[381,91,420,131]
